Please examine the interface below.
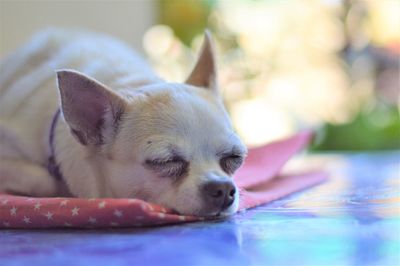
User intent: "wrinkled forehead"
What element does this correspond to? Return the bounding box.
[169,86,232,132]
[120,83,238,154]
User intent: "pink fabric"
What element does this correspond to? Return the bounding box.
[0,131,328,228]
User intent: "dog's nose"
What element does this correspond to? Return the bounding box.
[202,180,236,210]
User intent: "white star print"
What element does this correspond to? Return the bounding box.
[114,209,123,218]
[88,217,97,224]
[71,207,79,216]
[64,222,72,227]
[34,202,41,211]
[1,199,9,205]
[3,221,10,227]
[10,207,17,216]
[98,201,106,209]
[44,211,54,220]
[23,216,31,224]
[60,200,68,206]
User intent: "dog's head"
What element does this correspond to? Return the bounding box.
[56,32,247,216]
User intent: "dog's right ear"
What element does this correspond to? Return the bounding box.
[56,70,127,146]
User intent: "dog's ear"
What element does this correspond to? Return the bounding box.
[186,30,217,91]
[56,70,126,146]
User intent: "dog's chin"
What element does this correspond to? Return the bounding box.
[175,201,239,218]
[197,208,237,218]
[218,203,239,218]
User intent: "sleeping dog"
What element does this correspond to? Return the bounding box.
[0,29,247,216]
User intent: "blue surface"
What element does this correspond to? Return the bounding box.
[1,152,399,266]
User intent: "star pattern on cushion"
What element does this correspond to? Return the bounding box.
[0,132,328,228]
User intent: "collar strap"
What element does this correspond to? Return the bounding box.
[47,108,63,180]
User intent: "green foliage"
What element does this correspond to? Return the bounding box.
[159,0,214,45]
[312,104,400,151]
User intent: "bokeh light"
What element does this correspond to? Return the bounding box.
[144,0,399,149]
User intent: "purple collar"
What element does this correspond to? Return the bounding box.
[47,108,63,180]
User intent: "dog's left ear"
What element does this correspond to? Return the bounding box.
[186,30,217,92]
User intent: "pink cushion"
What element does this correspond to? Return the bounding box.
[0,131,328,228]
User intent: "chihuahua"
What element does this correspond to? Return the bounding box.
[0,29,247,216]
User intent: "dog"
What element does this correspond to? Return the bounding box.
[0,29,247,216]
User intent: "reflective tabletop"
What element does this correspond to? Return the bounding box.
[1,152,399,266]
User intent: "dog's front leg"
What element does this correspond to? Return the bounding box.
[0,159,60,197]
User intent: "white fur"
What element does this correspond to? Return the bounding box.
[0,29,246,216]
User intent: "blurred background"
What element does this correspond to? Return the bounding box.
[1,0,399,151]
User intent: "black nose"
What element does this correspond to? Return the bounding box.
[202,180,236,210]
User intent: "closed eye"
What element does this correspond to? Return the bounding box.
[219,154,244,175]
[144,156,189,179]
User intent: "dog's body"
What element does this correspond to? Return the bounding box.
[0,29,246,216]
